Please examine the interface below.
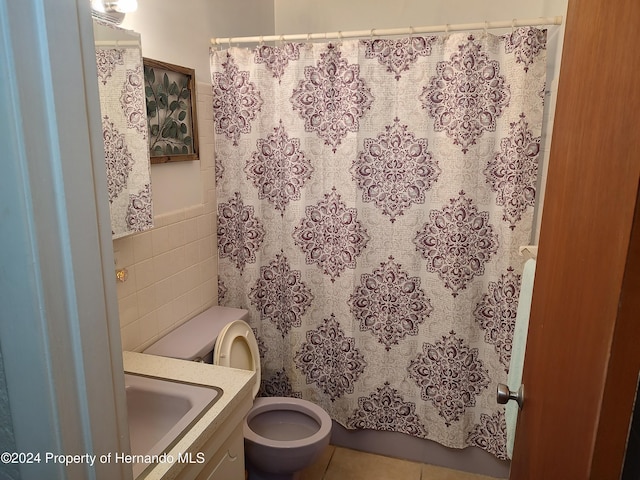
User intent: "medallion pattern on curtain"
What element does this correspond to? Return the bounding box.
[210,27,547,459]
[96,46,153,238]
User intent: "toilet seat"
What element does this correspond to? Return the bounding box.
[214,320,261,398]
[244,397,332,449]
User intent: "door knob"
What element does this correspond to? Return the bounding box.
[497,383,524,409]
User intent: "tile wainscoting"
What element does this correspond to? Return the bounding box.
[114,82,218,352]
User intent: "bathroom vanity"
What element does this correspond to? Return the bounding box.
[123,351,255,479]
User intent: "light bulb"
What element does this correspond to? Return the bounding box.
[99,0,138,13]
[91,0,106,13]
[112,0,137,13]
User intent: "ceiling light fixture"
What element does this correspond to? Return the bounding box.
[105,0,138,13]
[91,0,137,24]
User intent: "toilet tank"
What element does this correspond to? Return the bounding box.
[144,306,249,362]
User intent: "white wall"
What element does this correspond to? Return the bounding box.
[274,0,565,33]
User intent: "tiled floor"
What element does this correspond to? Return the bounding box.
[299,445,505,480]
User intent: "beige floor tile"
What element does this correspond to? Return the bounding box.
[323,446,422,480]
[421,463,504,480]
[299,444,335,480]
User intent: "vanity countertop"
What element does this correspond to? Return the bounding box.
[122,351,255,479]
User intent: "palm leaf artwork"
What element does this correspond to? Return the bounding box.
[143,58,198,163]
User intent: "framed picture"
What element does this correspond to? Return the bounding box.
[143,58,199,163]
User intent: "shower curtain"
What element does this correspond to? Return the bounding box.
[95,45,153,238]
[210,27,547,459]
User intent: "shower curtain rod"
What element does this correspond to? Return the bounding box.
[210,16,562,46]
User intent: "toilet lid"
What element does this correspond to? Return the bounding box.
[214,320,261,399]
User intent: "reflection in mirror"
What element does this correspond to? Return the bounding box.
[93,20,153,239]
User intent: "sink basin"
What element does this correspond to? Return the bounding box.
[124,373,222,477]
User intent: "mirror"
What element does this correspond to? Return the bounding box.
[93,20,153,239]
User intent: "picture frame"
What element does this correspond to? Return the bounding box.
[143,58,199,164]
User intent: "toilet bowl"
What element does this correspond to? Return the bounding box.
[244,397,331,480]
[144,306,332,480]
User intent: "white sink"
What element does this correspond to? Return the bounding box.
[124,373,222,477]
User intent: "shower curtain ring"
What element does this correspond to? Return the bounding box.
[512,19,517,33]
[370,28,375,40]
[409,26,415,36]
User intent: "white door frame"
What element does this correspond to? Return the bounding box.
[0,0,130,478]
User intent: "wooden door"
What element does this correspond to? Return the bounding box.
[509,0,640,478]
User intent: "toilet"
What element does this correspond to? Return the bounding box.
[144,306,332,480]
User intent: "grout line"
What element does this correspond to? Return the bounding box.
[321,446,337,480]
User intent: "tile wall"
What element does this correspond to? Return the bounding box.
[113,82,218,352]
